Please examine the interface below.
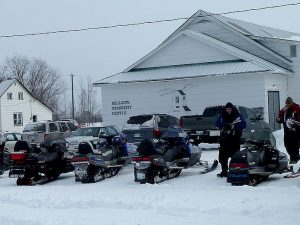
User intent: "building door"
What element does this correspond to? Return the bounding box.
[268,91,281,131]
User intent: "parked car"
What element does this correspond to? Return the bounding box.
[22,120,78,147]
[61,118,80,128]
[122,114,180,144]
[0,132,22,170]
[66,125,125,152]
[180,105,271,144]
[0,132,22,153]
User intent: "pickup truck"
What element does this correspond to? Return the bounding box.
[180,105,271,144]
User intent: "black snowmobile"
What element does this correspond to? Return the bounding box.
[9,133,74,185]
[132,125,218,184]
[227,128,289,186]
[71,135,129,183]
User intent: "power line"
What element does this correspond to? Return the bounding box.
[1,2,300,39]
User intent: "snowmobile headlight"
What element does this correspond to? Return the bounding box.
[153,138,159,143]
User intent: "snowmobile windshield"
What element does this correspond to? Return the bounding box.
[23,123,46,132]
[246,129,276,147]
[123,115,154,129]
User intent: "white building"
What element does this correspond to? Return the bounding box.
[94,10,300,131]
[0,79,54,133]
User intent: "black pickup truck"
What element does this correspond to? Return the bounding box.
[180,105,271,144]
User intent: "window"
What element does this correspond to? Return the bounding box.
[7,93,12,100]
[238,107,248,119]
[158,116,169,128]
[106,126,119,136]
[67,122,78,131]
[18,92,24,100]
[23,123,46,132]
[168,116,180,125]
[58,122,69,132]
[246,108,256,120]
[290,45,297,57]
[49,123,58,132]
[6,133,16,141]
[13,113,23,126]
[32,115,37,122]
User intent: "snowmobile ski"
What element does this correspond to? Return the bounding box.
[199,160,218,174]
[284,172,300,178]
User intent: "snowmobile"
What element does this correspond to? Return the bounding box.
[9,133,74,185]
[132,125,218,184]
[71,134,129,183]
[227,128,289,186]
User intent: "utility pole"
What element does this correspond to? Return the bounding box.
[70,74,75,119]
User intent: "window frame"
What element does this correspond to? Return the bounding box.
[7,92,13,100]
[18,92,24,100]
[13,112,23,126]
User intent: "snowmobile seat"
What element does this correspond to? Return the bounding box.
[163,146,180,162]
[14,141,32,152]
[37,152,59,163]
[101,147,114,161]
[137,139,157,156]
[78,142,94,155]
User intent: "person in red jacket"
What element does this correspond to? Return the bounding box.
[276,97,300,163]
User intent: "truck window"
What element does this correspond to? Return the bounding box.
[246,108,256,119]
[203,107,224,117]
[239,107,248,119]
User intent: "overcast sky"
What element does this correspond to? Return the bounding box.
[1,0,300,93]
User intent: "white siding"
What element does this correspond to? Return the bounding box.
[263,73,288,122]
[101,73,266,129]
[288,44,300,103]
[0,81,53,132]
[135,34,239,69]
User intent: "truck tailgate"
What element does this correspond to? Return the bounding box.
[181,116,217,131]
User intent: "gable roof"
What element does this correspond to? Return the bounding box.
[164,10,300,44]
[94,61,272,85]
[0,79,54,113]
[122,10,297,73]
[0,79,15,97]
[95,9,298,85]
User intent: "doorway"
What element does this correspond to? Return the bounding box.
[268,91,281,131]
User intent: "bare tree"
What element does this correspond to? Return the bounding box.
[0,54,65,112]
[76,76,100,124]
[2,55,30,83]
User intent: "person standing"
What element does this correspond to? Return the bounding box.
[215,102,247,177]
[276,97,300,163]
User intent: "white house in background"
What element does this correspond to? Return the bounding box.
[94,10,300,131]
[0,79,54,133]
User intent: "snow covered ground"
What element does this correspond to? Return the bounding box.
[1,129,300,225]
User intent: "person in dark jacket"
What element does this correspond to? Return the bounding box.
[276,97,300,163]
[215,102,247,177]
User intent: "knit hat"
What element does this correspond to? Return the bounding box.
[285,97,294,104]
[225,102,234,109]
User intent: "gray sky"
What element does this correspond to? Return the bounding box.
[1,0,300,91]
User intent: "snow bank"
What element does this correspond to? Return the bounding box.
[0,130,299,225]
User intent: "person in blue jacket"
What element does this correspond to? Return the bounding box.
[215,102,247,177]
